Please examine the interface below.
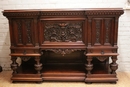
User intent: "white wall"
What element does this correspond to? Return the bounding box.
[0,0,130,71]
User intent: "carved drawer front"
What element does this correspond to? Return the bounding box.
[40,20,85,45]
[91,18,114,46]
[12,19,35,47]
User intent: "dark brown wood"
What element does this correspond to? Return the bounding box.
[2,8,124,83]
[0,66,2,72]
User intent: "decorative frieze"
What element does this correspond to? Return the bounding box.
[45,49,82,56]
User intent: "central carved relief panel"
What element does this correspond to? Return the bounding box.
[44,21,83,42]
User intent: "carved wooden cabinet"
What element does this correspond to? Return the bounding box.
[3,8,124,83]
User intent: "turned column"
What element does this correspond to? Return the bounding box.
[110,56,118,74]
[85,56,93,74]
[34,57,42,74]
[10,57,18,74]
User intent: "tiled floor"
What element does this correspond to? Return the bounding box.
[0,71,130,87]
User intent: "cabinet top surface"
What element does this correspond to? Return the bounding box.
[3,8,123,12]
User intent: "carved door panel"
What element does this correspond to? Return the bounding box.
[12,19,34,47]
[91,18,114,46]
[39,20,85,45]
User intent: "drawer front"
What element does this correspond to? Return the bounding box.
[12,49,39,54]
[88,49,117,54]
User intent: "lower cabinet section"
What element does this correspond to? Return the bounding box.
[10,56,118,83]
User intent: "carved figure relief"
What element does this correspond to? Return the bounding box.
[44,22,82,42]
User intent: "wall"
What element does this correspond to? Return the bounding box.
[0,0,130,71]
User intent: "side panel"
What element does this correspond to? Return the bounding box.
[91,18,114,46]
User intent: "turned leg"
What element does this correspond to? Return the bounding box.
[34,57,42,74]
[110,56,118,74]
[85,56,93,74]
[85,56,93,83]
[11,57,18,74]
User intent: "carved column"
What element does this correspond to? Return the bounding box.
[85,56,93,74]
[34,57,42,74]
[110,56,118,74]
[11,57,18,74]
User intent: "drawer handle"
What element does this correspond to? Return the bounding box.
[101,50,104,54]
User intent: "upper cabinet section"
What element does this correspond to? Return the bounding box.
[3,8,124,48]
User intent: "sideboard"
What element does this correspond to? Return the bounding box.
[3,8,124,83]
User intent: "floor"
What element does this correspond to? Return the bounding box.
[0,71,130,87]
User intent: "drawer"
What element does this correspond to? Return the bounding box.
[12,49,39,54]
[87,49,117,54]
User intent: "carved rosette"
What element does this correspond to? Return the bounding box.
[45,49,81,56]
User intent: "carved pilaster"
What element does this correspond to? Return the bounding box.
[88,18,92,47]
[114,17,119,46]
[34,57,42,74]
[11,57,18,74]
[110,56,118,74]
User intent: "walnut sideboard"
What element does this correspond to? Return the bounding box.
[3,8,124,83]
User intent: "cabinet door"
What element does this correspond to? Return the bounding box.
[91,18,114,46]
[39,20,85,44]
[12,19,35,47]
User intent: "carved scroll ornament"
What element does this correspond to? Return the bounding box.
[96,56,108,62]
[45,49,81,56]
